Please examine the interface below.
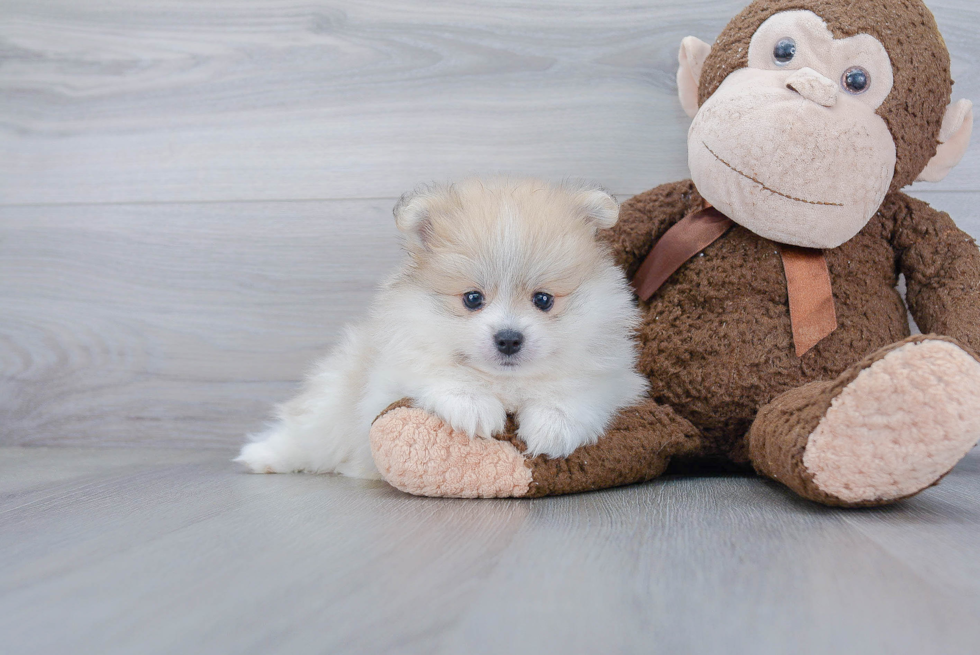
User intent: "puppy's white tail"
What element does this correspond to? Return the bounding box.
[234,327,382,479]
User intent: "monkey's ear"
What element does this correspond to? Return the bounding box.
[677,36,712,119]
[917,100,974,183]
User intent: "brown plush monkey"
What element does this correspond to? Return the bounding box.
[370,0,980,506]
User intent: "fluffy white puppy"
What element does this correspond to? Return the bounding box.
[236,178,648,479]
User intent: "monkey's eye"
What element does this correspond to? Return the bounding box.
[462,291,485,310]
[532,292,554,312]
[842,66,870,94]
[772,38,797,66]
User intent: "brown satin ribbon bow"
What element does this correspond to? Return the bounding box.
[630,205,838,357]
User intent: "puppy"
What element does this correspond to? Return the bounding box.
[236,178,648,479]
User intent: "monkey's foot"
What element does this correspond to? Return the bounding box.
[752,336,980,506]
[803,337,980,503]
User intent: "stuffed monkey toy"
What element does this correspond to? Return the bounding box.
[370,0,980,507]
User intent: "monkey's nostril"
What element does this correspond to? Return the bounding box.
[494,329,524,356]
[785,67,838,108]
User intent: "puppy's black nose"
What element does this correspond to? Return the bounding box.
[494,329,524,356]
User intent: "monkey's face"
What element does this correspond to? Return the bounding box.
[688,10,897,249]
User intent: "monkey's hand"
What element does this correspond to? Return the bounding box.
[892,192,980,354]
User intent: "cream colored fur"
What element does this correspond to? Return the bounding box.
[235,178,648,478]
[804,340,980,503]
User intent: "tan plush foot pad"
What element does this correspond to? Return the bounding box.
[370,406,532,498]
[804,340,980,503]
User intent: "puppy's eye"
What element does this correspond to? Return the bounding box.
[532,292,554,312]
[772,37,796,66]
[462,291,484,311]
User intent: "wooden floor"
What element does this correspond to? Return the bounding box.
[4,446,980,655]
[3,1,980,653]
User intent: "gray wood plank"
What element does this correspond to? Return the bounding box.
[1,192,977,449]
[1,0,977,205]
[2,446,980,655]
[0,199,403,448]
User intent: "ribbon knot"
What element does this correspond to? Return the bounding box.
[630,206,837,357]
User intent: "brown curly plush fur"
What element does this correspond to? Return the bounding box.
[606,182,980,463]
[698,0,953,192]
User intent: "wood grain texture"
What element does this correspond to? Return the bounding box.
[0,199,404,448]
[1,0,977,205]
[3,446,980,655]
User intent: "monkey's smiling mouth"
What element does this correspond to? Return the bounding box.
[703,142,844,207]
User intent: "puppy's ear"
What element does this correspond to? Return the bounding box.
[568,183,620,230]
[393,184,449,250]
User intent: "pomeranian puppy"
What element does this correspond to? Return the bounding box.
[236,178,648,479]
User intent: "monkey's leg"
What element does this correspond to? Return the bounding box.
[370,399,704,498]
[748,335,980,507]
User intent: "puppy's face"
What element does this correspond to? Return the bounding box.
[393,178,622,377]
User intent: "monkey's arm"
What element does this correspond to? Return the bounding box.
[602,179,704,280]
[890,192,980,352]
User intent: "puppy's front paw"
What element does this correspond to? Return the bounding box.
[425,393,507,440]
[517,405,600,459]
